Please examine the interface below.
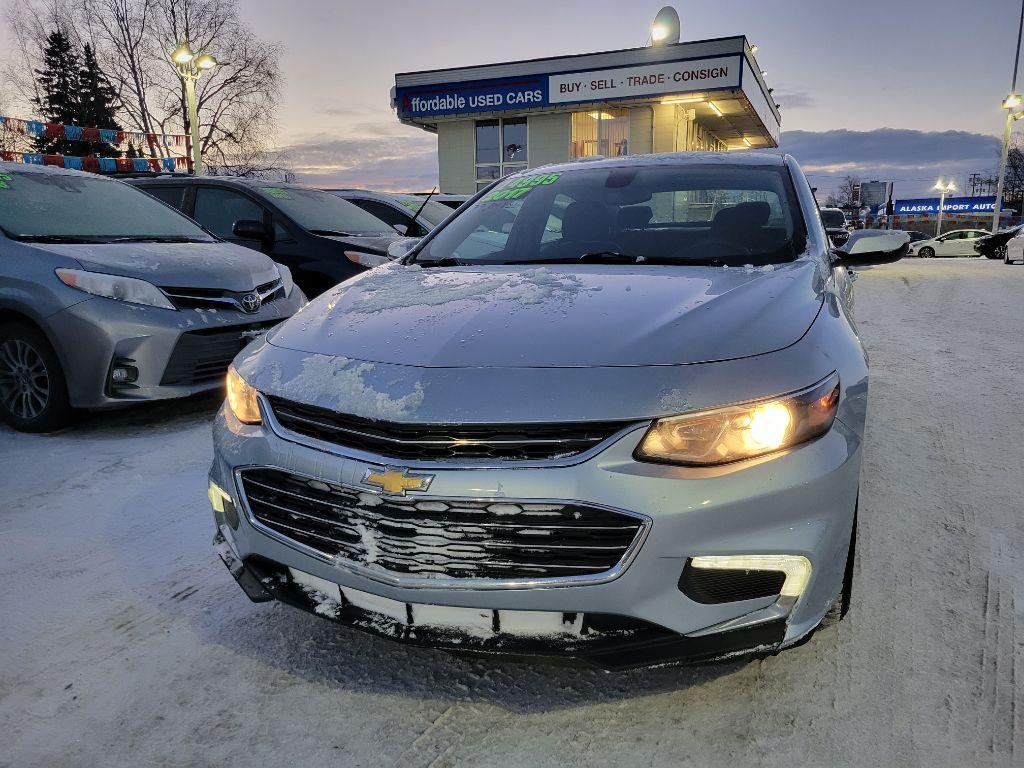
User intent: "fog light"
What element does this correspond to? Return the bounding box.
[209,480,239,529]
[689,555,812,598]
[111,366,137,383]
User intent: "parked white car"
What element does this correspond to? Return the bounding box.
[1001,228,1024,264]
[909,228,990,258]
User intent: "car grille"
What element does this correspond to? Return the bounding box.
[239,468,646,581]
[161,278,284,312]
[161,321,279,386]
[266,396,634,462]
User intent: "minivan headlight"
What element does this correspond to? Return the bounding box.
[277,263,295,296]
[635,373,840,466]
[56,268,175,310]
[226,365,262,424]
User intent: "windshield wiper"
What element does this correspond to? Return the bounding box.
[13,235,109,244]
[415,256,464,268]
[502,251,647,265]
[106,236,210,243]
[309,228,355,237]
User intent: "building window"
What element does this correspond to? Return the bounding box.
[571,108,629,159]
[475,118,528,190]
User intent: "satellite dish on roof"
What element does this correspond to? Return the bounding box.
[650,6,680,46]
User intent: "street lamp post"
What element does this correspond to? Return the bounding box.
[171,43,218,176]
[934,180,956,237]
[992,0,1024,232]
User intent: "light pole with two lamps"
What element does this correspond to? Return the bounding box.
[171,43,218,176]
[933,180,956,237]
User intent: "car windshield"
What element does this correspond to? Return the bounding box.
[257,185,395,236]
[820,209,846,228]
[415,164,807,267]
[392,195,453,228]
[0,169,215,243]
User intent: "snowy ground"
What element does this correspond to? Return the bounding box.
[1,258,1022,768]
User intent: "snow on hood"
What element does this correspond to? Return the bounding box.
[34,241,279,292]
[267,259,825,368]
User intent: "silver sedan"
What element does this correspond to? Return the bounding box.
[209,153,908,668]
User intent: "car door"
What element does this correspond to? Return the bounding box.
[934,231,960,256]
[192,186,271,252]
[962,230,987,256]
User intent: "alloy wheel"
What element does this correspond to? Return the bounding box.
[0,339,50,420]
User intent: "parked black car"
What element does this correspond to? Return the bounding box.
[820,207,850,246]
[329,189,455,237]
[128,177,406,298]
[974,225,1021,260]
[903,230,933,244]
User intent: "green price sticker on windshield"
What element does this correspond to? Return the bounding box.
[0,173,11,190]
[263,187,290,199]
[483,172,560,201]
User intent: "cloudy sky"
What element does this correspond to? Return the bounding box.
[12,0,1011,199]
[236,0,1023,198]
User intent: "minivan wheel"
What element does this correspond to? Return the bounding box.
[919,247,934,258]
[0,323,72,432]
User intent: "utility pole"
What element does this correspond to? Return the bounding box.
[992,0,1024,231]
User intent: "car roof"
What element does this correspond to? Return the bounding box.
[528,151,788,176]
[0,161,110,180]
[330,189,420,205]
[127,174,305,191]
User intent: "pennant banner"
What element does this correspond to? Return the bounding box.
[0,149,189,173]
[0,113,188,148]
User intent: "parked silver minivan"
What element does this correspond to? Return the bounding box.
[0,163,305,431]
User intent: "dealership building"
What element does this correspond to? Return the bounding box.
[393,36,779,194]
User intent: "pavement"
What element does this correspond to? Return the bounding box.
[1,258,1022,768]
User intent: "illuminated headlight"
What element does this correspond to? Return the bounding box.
[226,365,262,424]
[56,268,175,310]
[635,373,840,466]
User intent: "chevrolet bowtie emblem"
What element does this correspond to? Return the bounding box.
[362,466,434,496]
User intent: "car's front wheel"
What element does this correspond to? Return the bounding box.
[919,246,935,258]
[0,322,73,432]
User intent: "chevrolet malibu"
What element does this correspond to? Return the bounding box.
[209,153,907,668]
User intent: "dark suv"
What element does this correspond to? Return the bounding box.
[128,177,406,298]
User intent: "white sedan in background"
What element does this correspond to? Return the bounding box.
[909,228,990,258]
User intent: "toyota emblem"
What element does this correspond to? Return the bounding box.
[240,293,261,313]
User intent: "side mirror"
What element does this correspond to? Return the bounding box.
[386,238,419,260]
[232,219,272,241]
[393,223,409,236]
[832,230,910,266]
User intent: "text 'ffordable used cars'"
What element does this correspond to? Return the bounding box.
[208,152,908,669]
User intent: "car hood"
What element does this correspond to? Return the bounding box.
[268,258,825,368]
[36,241,280,291]
[320,233,408,255]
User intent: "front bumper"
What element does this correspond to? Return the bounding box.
[46,293,302,409]
[210,397,861,666]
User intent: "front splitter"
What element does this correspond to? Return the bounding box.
[217,541,786,670]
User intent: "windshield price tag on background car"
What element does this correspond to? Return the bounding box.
[484,172,560,201]
[0,173,11,189]
[262,187,290,199]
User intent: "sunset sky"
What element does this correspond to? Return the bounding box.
[6,0,1022,198]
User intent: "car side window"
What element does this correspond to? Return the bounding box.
[193,187,265,239]
[351,199,405,230]
[143,185,186,211]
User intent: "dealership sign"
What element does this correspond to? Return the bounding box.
[892,196,996,215]
[395,54,742,118]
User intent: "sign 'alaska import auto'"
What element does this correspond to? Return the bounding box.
[892,196,997,215]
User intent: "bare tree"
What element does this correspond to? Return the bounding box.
[2,0,286,175]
